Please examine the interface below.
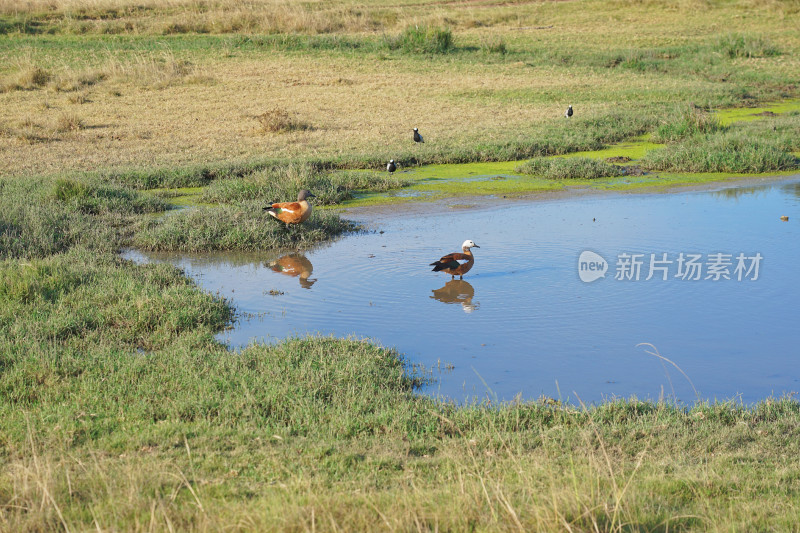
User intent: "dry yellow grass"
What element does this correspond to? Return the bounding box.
[1,52,790,177]
[0,0,798,177]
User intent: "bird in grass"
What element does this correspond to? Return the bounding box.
[430,240,480,280]
[565,105,573,118]
[263,189,315,227]
[387,159,397,173]
[413,127,424,143]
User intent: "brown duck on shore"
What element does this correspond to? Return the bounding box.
[430,240,480,279]
[263,189,315,226]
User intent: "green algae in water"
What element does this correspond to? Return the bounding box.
[143,100,800,211]
[145,187,208,207]
[591,169,800,191]
[554,139,664,162]
[715,99,800,127]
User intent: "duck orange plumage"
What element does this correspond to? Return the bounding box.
[430,240,479,279]
[263,189,315,226]
[268,253,317,289]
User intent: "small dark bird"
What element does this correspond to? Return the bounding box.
[430,240,479,280]
[263,189,315,226]
[413,128,424,143]
[565,105,573,118]
[387,159,396,173]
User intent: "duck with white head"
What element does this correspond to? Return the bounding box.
[430,240,480,280]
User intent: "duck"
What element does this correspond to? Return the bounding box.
[565,105,573,118]
[430,240,479,279]
[413,128,424,143]
[387,159,396,173]
[268,253,317,288]
[431,279,478,313]
[263,189,315,226]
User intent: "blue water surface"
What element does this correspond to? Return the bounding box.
[125,177,800,405]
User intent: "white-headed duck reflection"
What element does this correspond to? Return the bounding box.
[267,253,317,289]
[430,279,479,313]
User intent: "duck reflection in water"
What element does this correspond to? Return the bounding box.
[267,253,317,289]
[430,279,479,313]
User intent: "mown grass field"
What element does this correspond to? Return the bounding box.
[2,0,800,530]
[2,0,799,178]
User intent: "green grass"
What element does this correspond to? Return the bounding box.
[517,157,625,180]
[0,177,163,259]
[716,32,783,59]
[2,129,800,531]
[2,0,800,528]
[650,105,726,143]
[643,134,798,174]
[642,113,800,173]
[382,25,455,54]
[135,205,358,252]
[2,314,800,530]
[200,164,411,207]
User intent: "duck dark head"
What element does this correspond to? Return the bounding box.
[297,189,315,201]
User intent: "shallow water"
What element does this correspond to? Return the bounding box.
[124,177,800,405]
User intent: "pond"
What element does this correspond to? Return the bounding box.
[124,176,800,405]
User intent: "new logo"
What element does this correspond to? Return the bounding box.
[578,251,608,283]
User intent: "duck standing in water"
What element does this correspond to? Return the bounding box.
[430,240,480,279]
[413,128,424,143]
[387,159,397,173]
[263,189,315,227]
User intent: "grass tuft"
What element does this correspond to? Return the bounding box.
[517,157,625,179]
[255,108,313,134]
[716,33,782,58]
[54,113,85,132]
[1,177,164,260]
[643,130,799,173]
[1,66,49,92]
[384,25,454,54]
[200,164,410,206]
[134,205,358,252]
[652,105,725,143]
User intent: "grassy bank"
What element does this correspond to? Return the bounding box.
[1,148,800,533]
[2,325,800,530]
[642,111,800,173]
